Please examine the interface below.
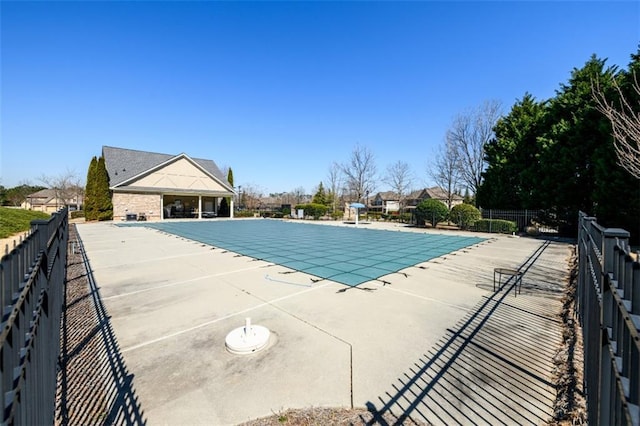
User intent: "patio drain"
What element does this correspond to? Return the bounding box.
[225,318,270,355]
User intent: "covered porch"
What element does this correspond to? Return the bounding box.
[162,193,234,219]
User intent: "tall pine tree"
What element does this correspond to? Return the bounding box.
[478,52,640,239]
[312,182,327,205]
[219,167,234,217]
[95,156,113,221]
[478,93,547,209]
[84,156,98,220]
[227,168,234,188]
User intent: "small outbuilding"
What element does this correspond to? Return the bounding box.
[103,146,235,221]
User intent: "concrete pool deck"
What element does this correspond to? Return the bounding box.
[74,219,572,425]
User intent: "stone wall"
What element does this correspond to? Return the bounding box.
[112,193,161,221]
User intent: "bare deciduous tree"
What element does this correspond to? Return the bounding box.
[238,183,264,210]
[428,136,462,210]
[325,161,343,212]
[383,160,414,212]
[340,144,377,202]
[39,170,84,210]
[219,165,230,180]
[447,100,502,195]
[593,72,640,179]
[290,186,307,205]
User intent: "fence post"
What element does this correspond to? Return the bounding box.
[31,219,50,256]
[602,228,630,277]
[489,209,492,233]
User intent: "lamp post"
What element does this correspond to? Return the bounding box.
[365,190,369,218]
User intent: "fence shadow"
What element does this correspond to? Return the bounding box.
[366,241,567,425]
[56,224,146,425]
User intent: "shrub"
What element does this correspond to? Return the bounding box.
[415,199,448,227]
[399,212,412,223]
[218,198,230,217]
[450,204,481,230]
[331,211,343,221]
[70,210,85,220]
[294,203,327,220]
[474,219,517,234]
[387,213,400,222]
[235,210,255,218]
[368,212,382,221]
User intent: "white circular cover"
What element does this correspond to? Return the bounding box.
[225,324,271,355]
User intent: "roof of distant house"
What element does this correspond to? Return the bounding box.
[374,191,400,201]
[424,187,464,201]
[27,188,56,199]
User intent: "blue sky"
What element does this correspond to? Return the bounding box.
[1,1,638,196]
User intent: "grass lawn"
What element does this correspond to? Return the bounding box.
[0,207,50,238]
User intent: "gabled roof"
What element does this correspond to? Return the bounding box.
[374,191,400,201]
[27,188,56,200]
[405,187,463,205]
[406,189,427,200]
[424,186,463,201]
[102,146,232,191]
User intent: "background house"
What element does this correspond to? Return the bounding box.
[370,191,400,214]
[406,187,464,209]
[102,146,234,221]
[22,188,83,213]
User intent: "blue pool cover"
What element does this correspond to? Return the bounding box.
[124,220,485,287]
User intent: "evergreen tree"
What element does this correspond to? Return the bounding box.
[85,156,98,220]
[95,156,113,221]
[312,182,326,205]
[478,51,640,239]
[477,94,547,209]
[224,167,234,217]
[592,52,640,237]
[227,168,234,187]
[219,197,230,217]
[537,55,617,232]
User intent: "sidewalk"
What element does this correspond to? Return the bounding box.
[58,221,574,425]
[365,239,572,425]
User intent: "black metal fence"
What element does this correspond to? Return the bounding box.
[577,212,639,425]
[479,208,560,233]
[0,208,68,425]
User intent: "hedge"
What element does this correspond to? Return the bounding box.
[473,219,517,234]
[294,203,327,220]
[235,210,255,218]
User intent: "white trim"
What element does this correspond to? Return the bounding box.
[111,153,233,192]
